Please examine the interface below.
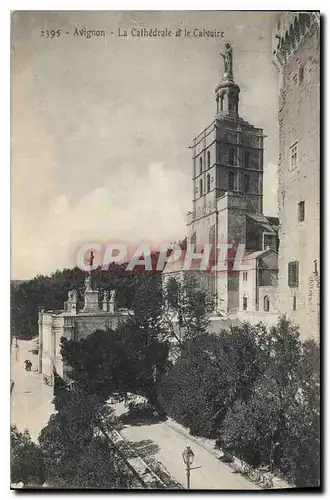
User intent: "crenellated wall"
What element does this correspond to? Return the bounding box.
[273,12,320,340]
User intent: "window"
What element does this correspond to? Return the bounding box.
[290,143,298,170]
[220,93,224,111]
[298,201,305,222]
[244,174,250,193]
[229,148,235,166]
[199,157,203,174]
[263,234,276,250]
[288,261,299,288]
[299,65,304,85]
[243,295,247,311]
[207,151,211,168]
[244,151,250,168]
[207,174,211,193]
[263,295,270,312]
[228,170,236,191]
[199,178,203,197]
[293,73,298,84]
[242,271,248,282]
[293,294,297,311]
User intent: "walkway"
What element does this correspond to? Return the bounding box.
[11,339,54,442]
[113,401,260,490]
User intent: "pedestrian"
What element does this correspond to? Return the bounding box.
[24,359,32,372]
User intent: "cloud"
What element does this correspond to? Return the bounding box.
[12,162,191,278]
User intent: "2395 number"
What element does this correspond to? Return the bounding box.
[40,29,61,39]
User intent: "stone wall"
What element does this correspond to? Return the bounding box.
[275,13,320,340]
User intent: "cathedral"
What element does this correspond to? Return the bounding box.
[163,44,279,324]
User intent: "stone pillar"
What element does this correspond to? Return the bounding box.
[83,290,99,313]
[109,290,116,314]
[38,311,43,374]
[67,290,78,315]
[102,291,109,312]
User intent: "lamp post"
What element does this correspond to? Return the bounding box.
[182,446,195,489]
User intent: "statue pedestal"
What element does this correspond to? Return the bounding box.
[83,290,99,313]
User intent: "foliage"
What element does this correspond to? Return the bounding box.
[158,323,264,438]
[219,318,320,487]
[11,425,45,485]
[38,388,130,488]
[158,316,320,487]
[60,323,169,407]
[10,260,163,340]
[163,275,214,343]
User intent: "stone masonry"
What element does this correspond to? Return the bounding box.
[273,13,320,340]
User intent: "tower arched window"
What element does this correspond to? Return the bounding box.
[199,157,203,174]
[263,295,270,312]
[207,151,211,168]
[207,174,211,193]
[229,148,235,166]
[293,294,297,311]
[199,178,203,197]
[220,93,225,111]
[228,170,236,191]
[243,294,247,311]
[244,174,250,193]
[244,151,250,168]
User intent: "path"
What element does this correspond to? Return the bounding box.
[113,402,260,490]
[11,339,54,442]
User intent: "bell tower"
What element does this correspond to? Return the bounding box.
[185,42,265,314]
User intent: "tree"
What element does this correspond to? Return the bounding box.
[60,330,124,400]
[11,426,45,486]
[10,262,162,340]
[158,323,265,438]
[162,275,214,345]
[38,388,131,488]
[60,322,170,408]
[220,317,320,487]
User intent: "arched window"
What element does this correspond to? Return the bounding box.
[243,295,247,311]
[199,157,203,174]
[228,170,236,191]
[220,93,225,111]
[244,174,250,193]
[263,295,270,312]
[199,178,203,197]
[207,151,211,168]
[207,174,211,193]
[244,151,250,168]
[229,148,235,166]
[293,294,297,311]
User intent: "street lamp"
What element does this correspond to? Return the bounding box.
[182,446,195,489]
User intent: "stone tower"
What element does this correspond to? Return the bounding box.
[187,43,265,314]
[272,13,320,340]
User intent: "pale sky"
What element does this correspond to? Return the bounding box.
[11,10,280,279]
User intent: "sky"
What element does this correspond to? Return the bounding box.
[11,10,280,280]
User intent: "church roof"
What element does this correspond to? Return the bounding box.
[247,213,277,235]
[243,247,277,261]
